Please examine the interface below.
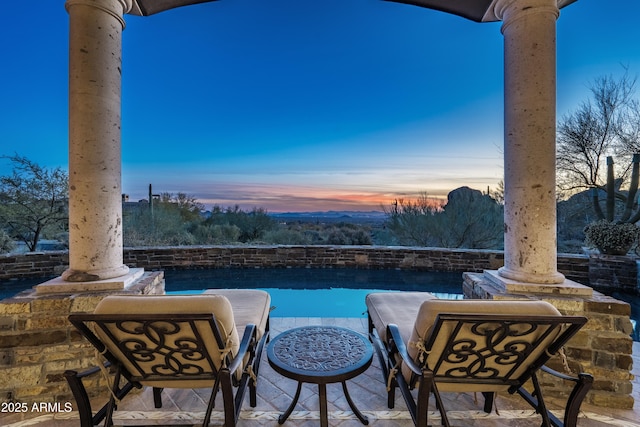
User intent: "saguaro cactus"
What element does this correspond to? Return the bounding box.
[591,154,640,224]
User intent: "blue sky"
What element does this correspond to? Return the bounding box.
[2,0,640,212]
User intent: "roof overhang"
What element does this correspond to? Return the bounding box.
[129,0,219,16]
[384,0,579,22]
[128,0,579,21]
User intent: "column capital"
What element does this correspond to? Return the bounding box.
[65,0,133,27]
[488,0,559,31]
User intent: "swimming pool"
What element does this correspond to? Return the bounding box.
[1,268,637,340]
[163,268,464,317]
[162,268,638,339]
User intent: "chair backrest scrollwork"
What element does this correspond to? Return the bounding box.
[70,313,231,384]
[418,314,585,390]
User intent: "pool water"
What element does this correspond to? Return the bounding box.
[1,268,637,340]
[164,268,464,318]
[609,290,640,342]
[0,276,55,300]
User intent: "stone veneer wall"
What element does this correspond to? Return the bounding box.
[0,251,69,281]
[1,245,591,284]
[464,272,635,409]
[0,272,165,406]
[588,254,639,294]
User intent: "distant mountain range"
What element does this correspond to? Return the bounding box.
[270,210,386,224]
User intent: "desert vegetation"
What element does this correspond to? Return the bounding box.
[0,154,68,253]
[123,200,375,247]
[383,188,503,249]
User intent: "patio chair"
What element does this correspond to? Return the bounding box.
[366,292,593,427]
[65,290,271,427]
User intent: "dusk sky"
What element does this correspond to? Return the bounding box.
[2,0,640,212]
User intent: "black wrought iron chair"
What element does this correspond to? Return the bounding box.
[366,293,593,427]
[65,291,271,427]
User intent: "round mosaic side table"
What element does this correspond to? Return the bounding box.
[267,325,373,427]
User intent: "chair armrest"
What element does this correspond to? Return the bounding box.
[516,364,593,427]
[540,364,584,382]
[387,323,424,376]
[226,324,257,374]
[540,365,594,413]
[66,364,103,380]
[65,360,137,427]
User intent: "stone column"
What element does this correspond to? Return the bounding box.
[492,0,565,284]
[62,0,132,282]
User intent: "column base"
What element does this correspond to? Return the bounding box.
[61,264,130,282]
[487,270,593,297]
[498,266,566,285]
[35,268,144,295]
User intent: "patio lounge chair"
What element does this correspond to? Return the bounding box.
[65,290,271,427]
[366,292,593,427]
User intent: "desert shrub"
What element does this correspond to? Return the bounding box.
[263,229,310,245]
[192,224,241,244]
[436,187,503,249]
[384,194,441,246]
[326,230,349,245]
[205,206,276,242]
[303,229,323,244]
[322,226,372,245]
[584,220,640,255]
[349,229,373,245]
[0,230,15,253]
[124,203,196,246]
[384,187,503,249]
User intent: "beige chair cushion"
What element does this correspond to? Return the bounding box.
[404,299,562,392]
[203,289,271,342]
[366,292,438,344]
[94,294,240,388]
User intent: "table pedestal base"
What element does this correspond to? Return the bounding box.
[278,381,369,427]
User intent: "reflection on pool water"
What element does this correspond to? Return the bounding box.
[164,268,464,318]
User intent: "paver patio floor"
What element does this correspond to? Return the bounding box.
[4,317,639,427]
